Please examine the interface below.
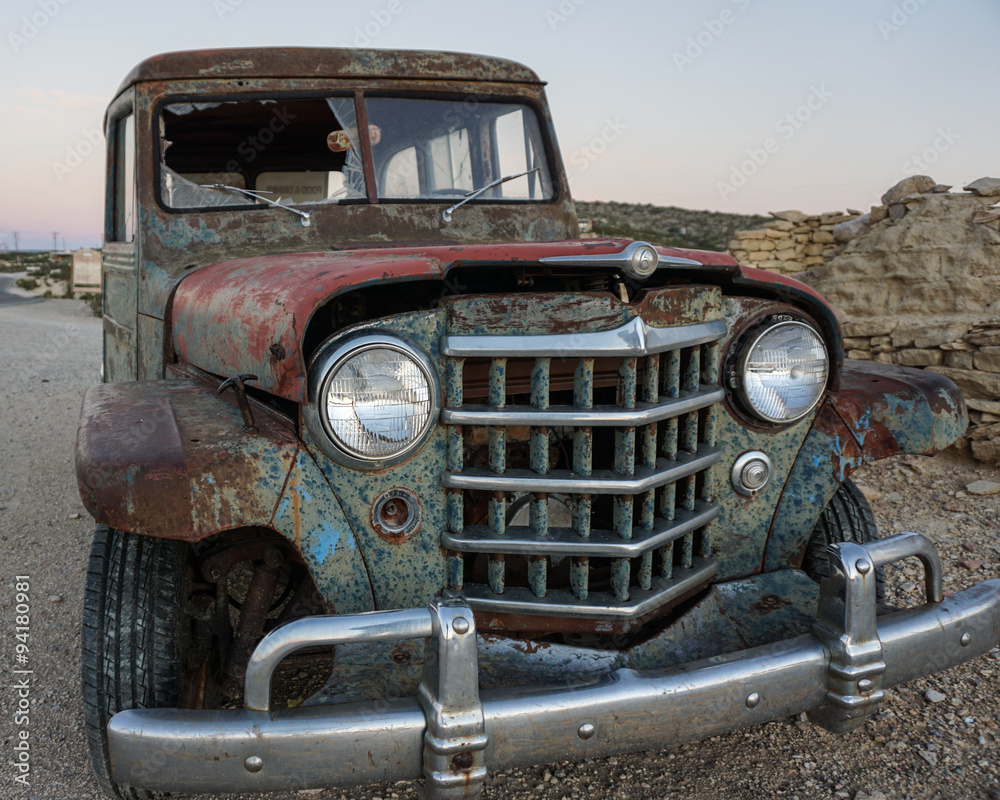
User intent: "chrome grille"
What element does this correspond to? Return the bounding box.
[440,312,726,631]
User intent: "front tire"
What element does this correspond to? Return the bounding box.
[81,526,185,799]
[803,479,885,603]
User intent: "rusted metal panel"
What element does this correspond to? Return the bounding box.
[762,360,967,571]
[75,369,375,614]
[116,48,544,97]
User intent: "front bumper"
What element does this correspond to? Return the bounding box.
[108,533,1000,799]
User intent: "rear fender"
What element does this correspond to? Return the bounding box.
[75,372,374,614]
[763,360,967,571]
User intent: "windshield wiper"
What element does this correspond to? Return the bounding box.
[441,167,542,223]
[200,184,312,226]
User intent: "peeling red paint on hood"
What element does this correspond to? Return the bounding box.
[170,239,814,403]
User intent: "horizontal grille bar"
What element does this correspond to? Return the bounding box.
[442,446,721,495]
[442,501,719,558]
[441,317,727,358]
[441,386,725,427]
[463,557,718,621]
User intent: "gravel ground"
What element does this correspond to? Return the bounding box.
[1,298,998,800]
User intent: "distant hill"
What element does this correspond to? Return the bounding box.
[574,200,768,253]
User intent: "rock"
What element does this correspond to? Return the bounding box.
[813,230,835,243]
[967,471,1000,491]
[912,321,970,349]
[966,398,1000,415]
[917,749,938,767]
[843,318,898,338]
[869,204,889,223]
[888,203,908,220]
[68,512,81,520]
[959,559,984,571]
[882,175,937,205]
[963,177,1000,197]
[931,184,952,193]
[925,688,947,704]
[833,213,871,243]
[854,789,887,800]
[894,349,943,367]
[855,484,880,503]
[48,594,63,604]
[734,229,767,239]
[972,437,1000,462]
[769,210,807,223]
[765,219,796,231]
[975,352,1000,373]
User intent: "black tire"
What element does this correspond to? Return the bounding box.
[803,479,885,604]
[82,526,186,799]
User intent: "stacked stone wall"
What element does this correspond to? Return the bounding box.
[727,175,1000,462]
[727,209,862,276]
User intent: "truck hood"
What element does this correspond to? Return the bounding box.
[170,239,834,403]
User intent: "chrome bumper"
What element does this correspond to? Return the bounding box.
[108,533,1000,799]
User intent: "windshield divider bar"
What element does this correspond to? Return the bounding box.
[355,90,378,204]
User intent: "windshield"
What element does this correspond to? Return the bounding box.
[157,95,554,211]
[364,98,553,202]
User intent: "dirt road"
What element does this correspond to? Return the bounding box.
[1,298,998,800]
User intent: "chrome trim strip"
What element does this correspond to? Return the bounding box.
[537,240,704,269]
[440,317,726,358]
[107,579,1000,794]
[442,501,719,557]
[441,446,722,494]
[442,387,725,427]
[463,558,717,620]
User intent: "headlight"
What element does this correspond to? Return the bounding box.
[737,320,828,423]
[306,333,440,465]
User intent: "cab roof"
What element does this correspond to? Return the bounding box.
[115,47,543,97]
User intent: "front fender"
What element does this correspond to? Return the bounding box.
[75,372,374,614]
[763,360,967,571]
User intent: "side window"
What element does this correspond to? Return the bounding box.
[113,114,136,242]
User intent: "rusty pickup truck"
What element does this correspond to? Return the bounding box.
[75,47,996,799]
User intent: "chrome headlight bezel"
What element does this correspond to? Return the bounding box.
[732,318,829,425]
[304,332,441,469]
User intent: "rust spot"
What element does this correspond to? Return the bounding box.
[389,646,411,664]
[450,751,474,772]
[268,342,286,360]
[750,594,789,614]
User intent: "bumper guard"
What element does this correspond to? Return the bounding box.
[108,533,1000,799]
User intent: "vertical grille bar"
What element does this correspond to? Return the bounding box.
[571,357,594,600]
[528,358,551,598]
[658,349,681,579]
[699,342,721,559]
[611,358,637,602]
[445,358,464,591]
[637,355,660,591]
[487,358,507,594]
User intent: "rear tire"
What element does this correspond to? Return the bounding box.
[81,526,185,799]
[803,479,885,603]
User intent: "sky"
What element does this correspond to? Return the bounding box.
[0,0,997,251]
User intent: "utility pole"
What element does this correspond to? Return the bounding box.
[12,231,20,265]
[51,231,59,252]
